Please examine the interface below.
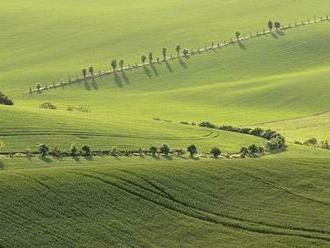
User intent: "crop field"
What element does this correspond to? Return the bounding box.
[0,0,330,247]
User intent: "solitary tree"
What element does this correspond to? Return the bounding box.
[82,69,87,79]
[187,145,197,158]
[38,144,49,157]
[268,20,273,31]
[81,145,91,157]
[119,60,124,70]
[235,31,241,40]
[162,48,167,60]
[141,55,147,64]
[111,60,117,72]
[210,147,221,158]
[148,52,153,64]
[88,66,94,76]
[175,45,181,56]
[160,144,170,156]
[274,21,281,30]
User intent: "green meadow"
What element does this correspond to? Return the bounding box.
[0,0,330,247]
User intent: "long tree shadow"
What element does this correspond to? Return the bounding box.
[178,58,187,69]
[122,72,130,84]
[39,156,52,163]
[150,63,159,76]
[143,65,152,78]
[114,73,123,88]
[270,32,278,39]
[238,40,246,50]
[276,30,285,36]
[165,60,173,73]
[91,78,99,90]
[84,79,92,91]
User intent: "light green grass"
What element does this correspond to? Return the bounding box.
[1,0,330,247]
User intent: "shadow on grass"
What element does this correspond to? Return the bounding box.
[0,160,4,170]
[122,72,130,84]
[163,155,173,160]
[178,58,187,68]
[84,79,92,91]
[91,78,99,90]
[114,73,123,88]
[150,63,159,76]
[143,66,152,78]
[276,30,285,36]
[238,40,246,50]
[270,32,278,39]
[152,154,161,160]
[165,60,173,73]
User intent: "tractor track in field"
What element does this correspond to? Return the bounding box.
[230,167,330,207]
[70,170,330,243]
[254,110,330,126]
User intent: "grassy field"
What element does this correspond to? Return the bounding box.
[1,0,330,247]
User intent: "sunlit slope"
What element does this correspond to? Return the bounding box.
[1,156,330,247]
[8,24,329,143]
[1,0,329,93]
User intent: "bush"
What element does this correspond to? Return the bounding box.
[38,144,49,157]
[303,137,318,146]
[187,145,197,158]
[210,147,221,158]
[0,92,14,106]
[320,140,330,150]
[199,121,216,129]
[160,144,170,156]
[40,102,57,110]
[52,146,61,158]
[240,147,249,158]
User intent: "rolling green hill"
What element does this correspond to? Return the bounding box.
[0,0,330,247]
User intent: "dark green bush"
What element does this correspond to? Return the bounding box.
[0,92,14,106]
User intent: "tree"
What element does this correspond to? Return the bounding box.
[274,21,281,30]
[70,144,78,156]
[111,60,117,72]
[88,66,94,76]
[268,20,273,31]
[81,145,91,157]
[36,83,41,92]
[162,48,167,60]
[160,144,170,156]
[187,145,197,158]
[38,144,49,157]
[149,146,157,156]
[183,49,189,57]
[141,55,147,64]
[52,146,61,158]
[82,69,87,79]
[175,45,181,56]
[235,31,241,40]
[119,60,124,70]
[210,147,221,158]
[148,52,153,64]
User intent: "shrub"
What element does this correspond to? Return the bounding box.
[149,146,158,156]
[320,140,330,150]
[210,147,221,158]
[52,146,61,158]
[0,92,14,106]
[183,49,189,57]
[174,149,184,156]
[250,128,263,137]
[303,137,318,146]
[40,102,57,110]
[248,144,259,154]
[81,145,92,157]
[38,144,49,157]
[187,145,197,158]
[199,121,216,129]
[160,144,170,156]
